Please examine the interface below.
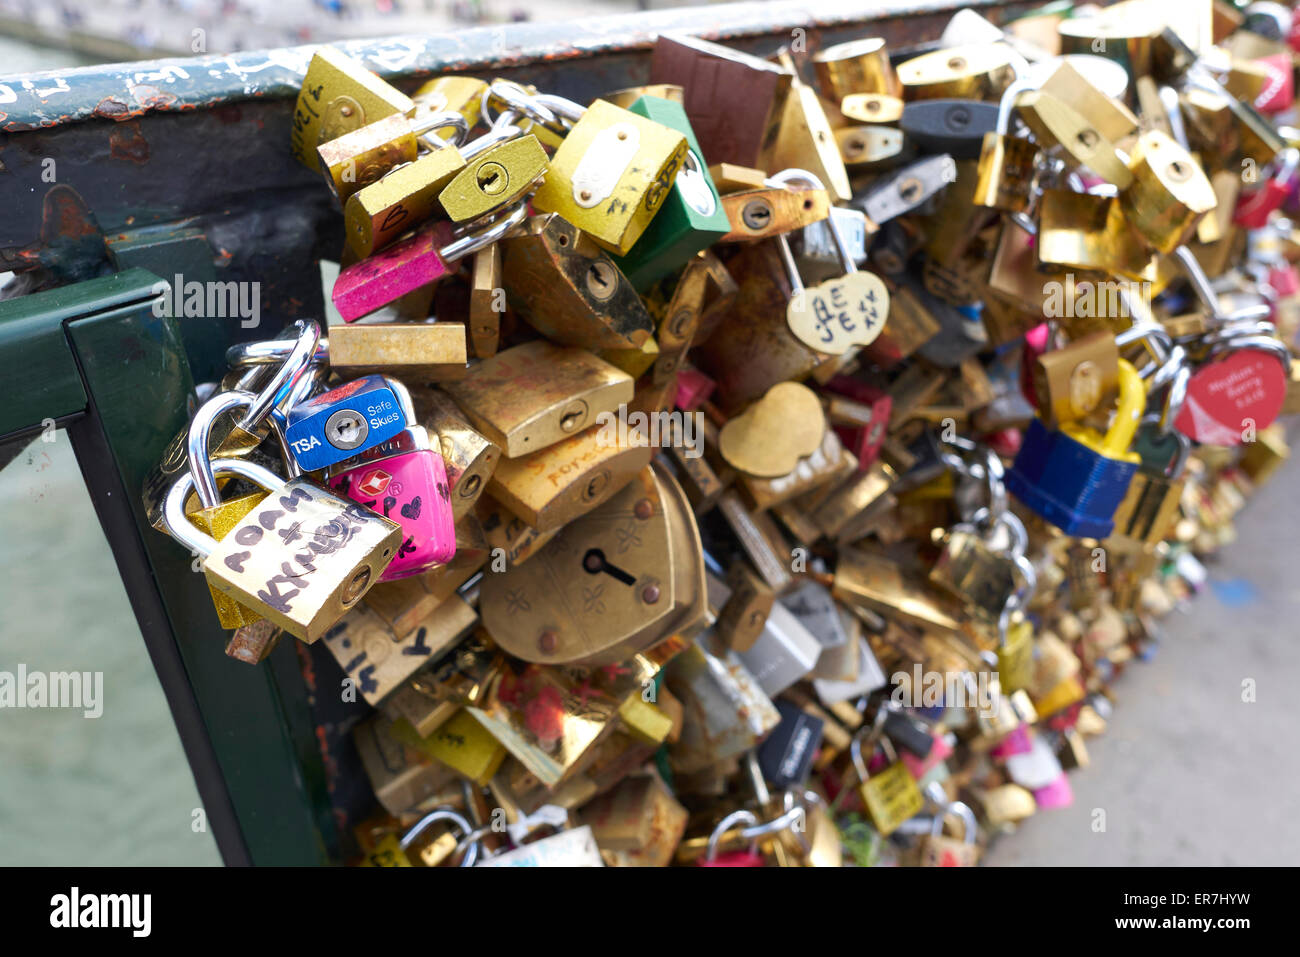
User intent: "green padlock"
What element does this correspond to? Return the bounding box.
[611,95,732,292]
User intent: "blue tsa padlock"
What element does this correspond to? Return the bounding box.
[283,374,407,472]
[1005,358,1144,539]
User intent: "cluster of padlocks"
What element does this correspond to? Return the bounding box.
[149,1,1298,865]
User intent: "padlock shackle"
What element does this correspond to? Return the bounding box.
[236,319,321,433]
[412,109,470,151]
[1207,335,1293,375]
[997,78,1034,135]
[187,389,257,508]
[705,809,760,862]
[399,807,479,867]
[162,457,288,556]
[439,200,529,263]
[1100,358,1145,458]
[930,799,978,844]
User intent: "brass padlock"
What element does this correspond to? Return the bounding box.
[486,419,653,532]
[720,181,832,242]
[163,459,401,642]
[812,37,901,103]
[1015,90,1133,188]
[766,50,851,202]
[326,323,468,381]
[468,243,503,359]
[479,463,705,666]
[1031,331,1121,428]
[411,75,487,140]
[438,126,549,224]
[895,43,1016,102]
[530,96,689,256]
[500,213,655,351]
[323,594,477,707]
[343,146,469,257]
[1118,129,1218,254]
[442,340,634,458]
[409,387,501,521]
[291,47,415,172]
[1036,189,1157,282]
[318,110,468,206]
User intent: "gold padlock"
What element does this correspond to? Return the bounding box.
[442,340,634,458]
[291,47,415,172]
[326,323,468,381]
[531,97,689,256]
[896,44,1016,102]
[1118,129,1218,254]
[500,213,656,351]
[343,147,468,257]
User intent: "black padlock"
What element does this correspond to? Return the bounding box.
[757,699,825,790]
[900,99,999,159]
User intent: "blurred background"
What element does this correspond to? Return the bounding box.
[2,4,1299,868]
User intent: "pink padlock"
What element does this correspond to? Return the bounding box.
[697,810,766,867]
[824,376,891,469]
[901,731,953,780]
[1032,773,1074,810]
[1020,323,1051,409]
[332,202,528,321]
[326,379,455,579]
[1252,53,1294,114]
[1234,149,1299,229]
[1268,262,1300,298]
[674,366,717,412]
[988,722,1035,760]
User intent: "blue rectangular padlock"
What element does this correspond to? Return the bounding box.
[283,374,407,472]
[1005,418,1138,540]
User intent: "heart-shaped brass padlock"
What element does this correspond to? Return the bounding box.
[786,271,890,355]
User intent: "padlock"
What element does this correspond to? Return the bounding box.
[737,427,853,511]
[717,380,827,478]
[479,463,705,666]
[325,381,456,580]
[225,619,284,666]
[663,636,780,774]
[1015,89,1133,188]
[468,243,503,358]
[853,154,958,230]
[695,810,766,867]
[647,252,711,385]
[163,458,401,642]
[719,179,832,242]
[1234,147,1299,228]
[766,50,851,202]
[332,201,527,321]
[902,99,999,160]
[1172,337,1290,444]
[436,121,549,224]
[649,33,793,169]
[528,94,689,256]
[318,109,468,206]
[326,323,468,380]
[778,579,855,680]
[485,416,653,532]
[290,47,414,172]
[330,591,479,709]
[825,378,891,468]
[609,94,733,290]
[578,772,689,867]
[500,213,655,351]
[1030,330,1121,428]
[834,125,906,168]
[410,387,500,520]
[1118,129,1219,254]
[918,800,980,867]
[1111,414,1191,546]
[929,512,1032,631]
[772,172,890,356]
[812,37,902,104]
[342,145,470,257]
[972,84,1039,212]
[281,373,408,472]
[840,93,905,125]
[1005,358,1145,539]
[711,564,775,653]
[733,597,822,697]
[895,43,1017,102]
[798,206,868,282]
[411,75,487,136]
[441,340,633,458]
[1035,189,1157,282]
[849,716,925,837]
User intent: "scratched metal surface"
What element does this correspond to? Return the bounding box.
[0,0,1036,130]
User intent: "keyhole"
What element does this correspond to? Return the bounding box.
[586,261,616,300]
[898,177,921,202]
[742,200,773,230]
[583,548,636,585]
[476,161,508,195]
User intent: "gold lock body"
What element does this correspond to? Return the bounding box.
[344,147,468,257]
[189,489,271,629]
[442,341,634,458]
[292,47,415,172]
[327,323,468,380]
[532,99,689,256]
[439,135,548,223]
